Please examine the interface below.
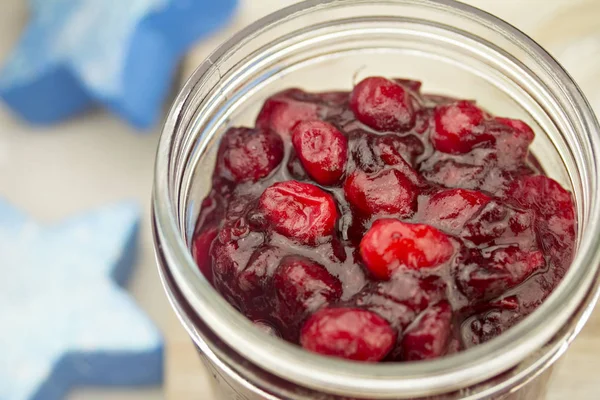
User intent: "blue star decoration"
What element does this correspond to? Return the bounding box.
[0,0,238,129]
[0,200,163,400]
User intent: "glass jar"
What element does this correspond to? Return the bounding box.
[152,0,600,399]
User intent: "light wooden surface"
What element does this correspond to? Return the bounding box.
[0,1,598,400]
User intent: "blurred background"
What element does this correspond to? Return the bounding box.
[0,0,599,399]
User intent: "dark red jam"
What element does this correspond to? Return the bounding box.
[192,76,576,362]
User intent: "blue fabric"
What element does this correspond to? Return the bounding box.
[0,200,163,399]
[0,0,238,129]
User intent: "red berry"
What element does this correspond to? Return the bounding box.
[350,131,382,173]
[256,90,319,136]
[413,109,432,134]
[238,246,283,297]
[462,201,536,247]
[350,77,415,132]
[487,118,535,167]
[192,227,218,282]
[375,134,425,167]
[505,176,574,220]
[344,169,417,217]
[360,219,454,280]
[217,127,284,182]
[456,246,545,300]
[291,120,348,185]
[210,230,265,309]
[495,117,535,143]
[423,160,485,189]
[466,309,517,346]
[505,176,575,266]
[355,275,447,330]
[401,301,453,361]
[274,256,342,324]
[421,189,491,234]
[431,101,493,154]
[259,181,337,244]
[300,308,396,361]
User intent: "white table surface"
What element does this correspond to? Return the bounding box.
[1,1,599,399]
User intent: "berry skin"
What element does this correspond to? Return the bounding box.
[487,118,535,167]
[421,189,491,235]
[505,175,574,220]
[238,246,283,298]
[259,181,337,245]
[256,89,319,136]
[360,219,454,280]
[422,160,485,189]
[495,117,535,143]
[274,256,342,324]
[504,175,575,266]
[375,134,425,168]
[354,274,447,330]
[300,307,396,362]
[350,77,416,132]
[344,169,418,217]
[456,246,545,300]
[431,100,493,154]
[291,120,348,185]
[401,301,453,361]
[217,127,284,182]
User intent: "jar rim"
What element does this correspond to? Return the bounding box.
[153,0,600,397]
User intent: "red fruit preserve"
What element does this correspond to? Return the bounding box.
[191,76,576,362]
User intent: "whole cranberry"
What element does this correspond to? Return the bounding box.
[217,127,284,182]
[355,274,447,330]
[371,136,423,187]
[360,219,454,280]
[495,117,535,143]
[238,246,283,298]
[355,292,416,331]
[375,134,425,168]
[487,118,535,167]
[506,175,575,265]
[462,201,536,247]
[456,246,545,300]
[344,169,417,217]
[274,256,342,325]
[300,307,396,362]
[259,181,337,245]
[291,120,348,185]
[505,175,574,220]
[431,100,494,154]
[401,301,453,361]
[256,89,319,136]
[421,189,491,235]
[210,230,265,309]
[347,130,378,173]
[465,308,519,346]
[422,160,485,189]
[350,77,416,132]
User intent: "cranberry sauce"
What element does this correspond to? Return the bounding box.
[191,76,576,362]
